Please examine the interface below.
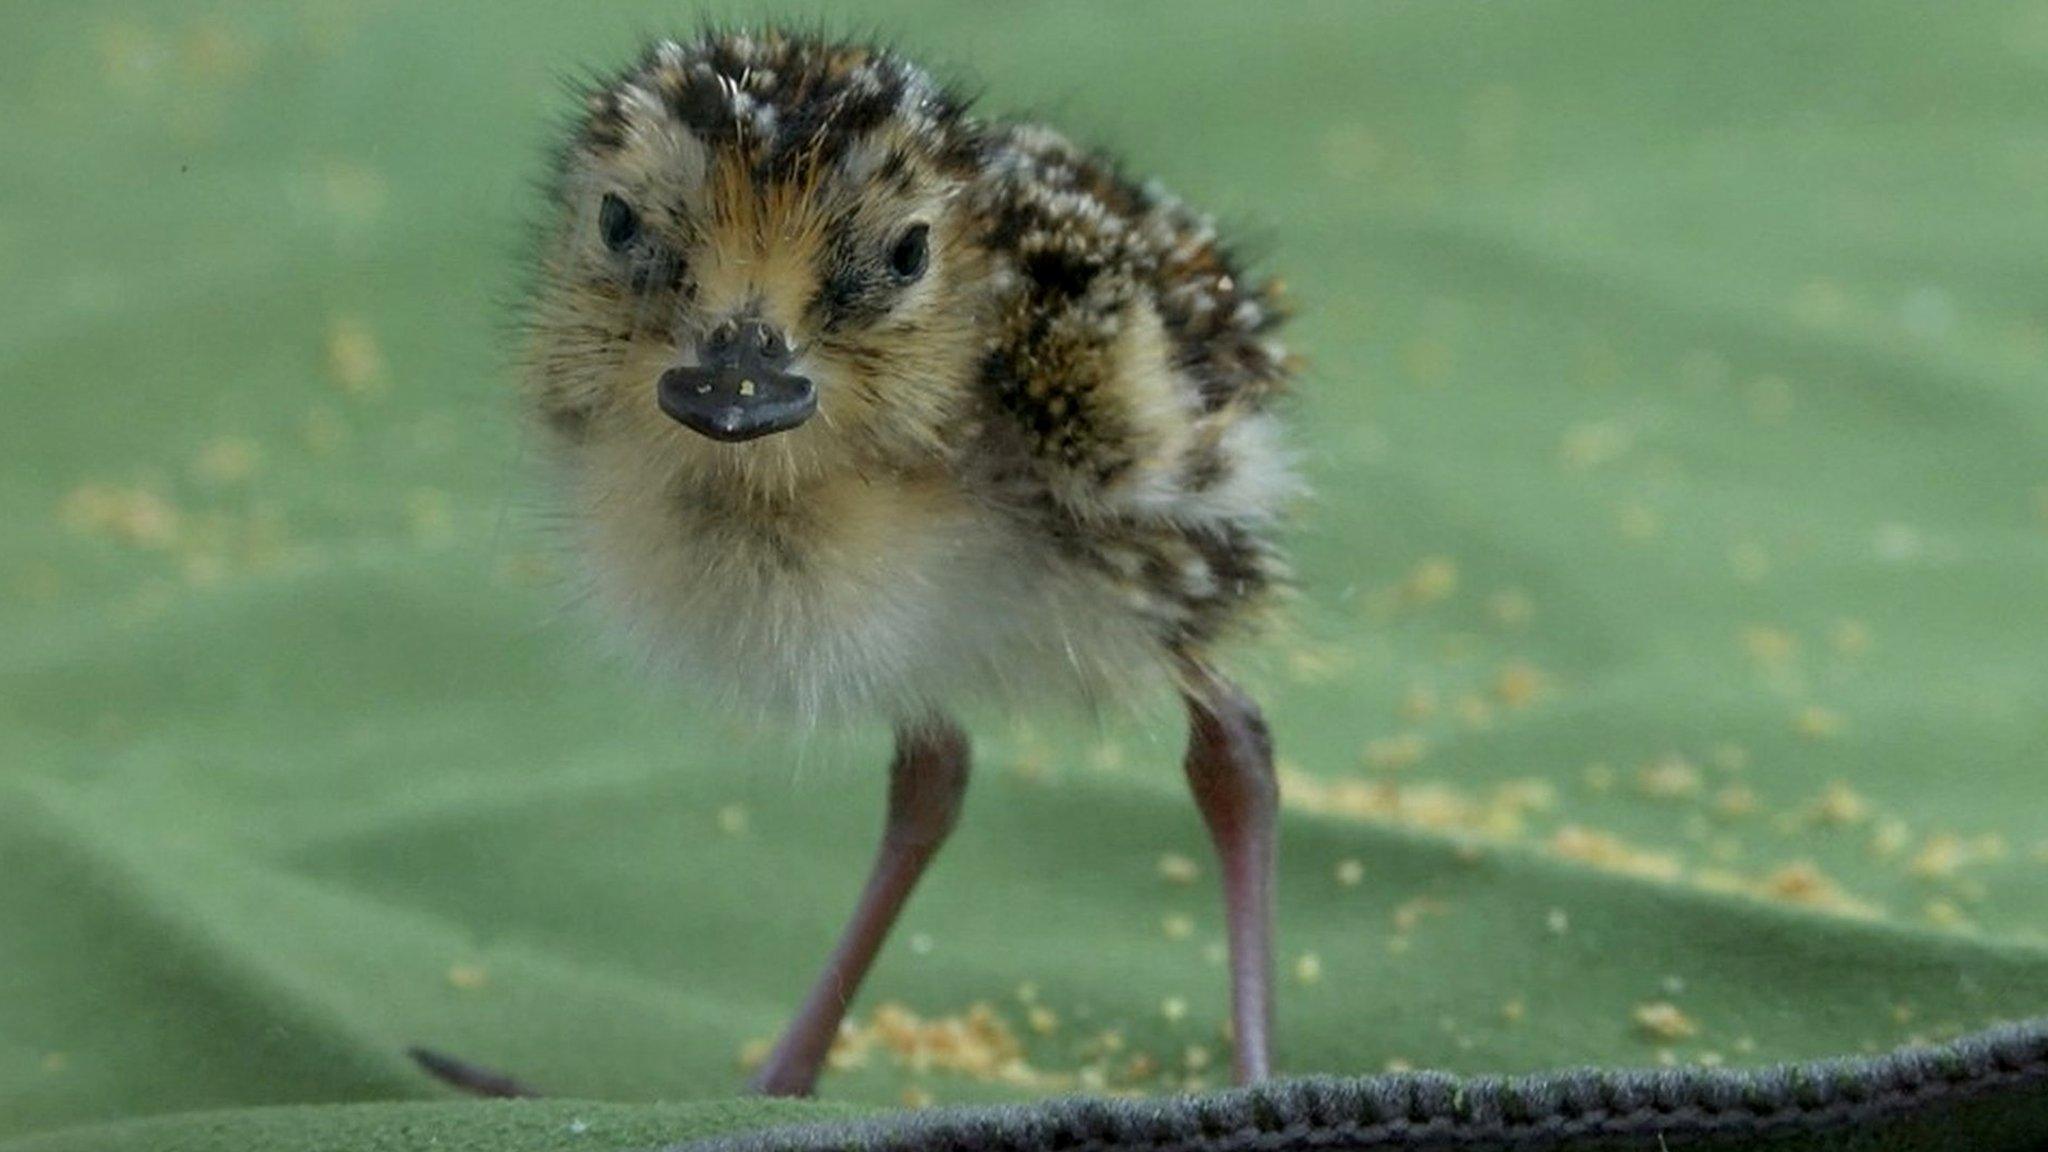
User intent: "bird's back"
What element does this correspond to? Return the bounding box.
[959,123,1300,657]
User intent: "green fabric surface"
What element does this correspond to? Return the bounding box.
[0,1101,856,1152]
[4,0,2046,1149]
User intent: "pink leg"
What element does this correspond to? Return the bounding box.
[749,719,971,1097]
[1181,666,1278,1084]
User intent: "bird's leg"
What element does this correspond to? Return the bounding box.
[748,718,971,1097]
[1180,665,1278,1084]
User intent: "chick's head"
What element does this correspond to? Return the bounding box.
[529,33,987,489]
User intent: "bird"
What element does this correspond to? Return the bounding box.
[423,26,1299,1099]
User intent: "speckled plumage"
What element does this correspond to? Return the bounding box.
[525,29,1299,725]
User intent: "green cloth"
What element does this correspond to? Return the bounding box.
[3,0,2045,1149]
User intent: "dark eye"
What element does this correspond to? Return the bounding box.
[888,223,930,281]
[599,193,640,252]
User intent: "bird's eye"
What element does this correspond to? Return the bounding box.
[888,223,930,282]
[599,193,640,253]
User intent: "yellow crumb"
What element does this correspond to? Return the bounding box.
[1027,1006,1058,1036]
[1616,499,1661,541]
[1494,661,1546,708]
[1909,834,1964,879]
[1870,818,1912,858]
[1740,624,1797,667]
[1183,1045,1212,1071]
[1384,1057,1414,1073]
[1560,421,1632,470]
[901,1087,934,1109]
[1293,952,1323,984]
[1794,705,1845,740]
[1156,853,1200,884]
[1454,693,1494,729]
[716,803,749,835]
[1160,997,1187,1023]
[1363,733,1430,771]
[193,437,262,484]
[1549,826,1683,881]
[1501,999,1526,1024]
[445,964,488,991]
[1636,755,1703,800]
[1398,684,1438,722]
[1830,619,1872,655]
[1805,781,1870,826]
[737,1038,772,1069]
[1161,913,1195,940]
[59,483,181,549]
[1633,1001,1700,1041]
[1334,859,1365,887]
[1404,557,1458,605]
[1488,589,1535,628]
[1088,741,1126,772]
[1923,899,1970,928]
[1755,861,1880,918]
[1714,786,1759,819]
[1582,762,1616,792]
[1392,897,1446,934]
[326,315,388,397]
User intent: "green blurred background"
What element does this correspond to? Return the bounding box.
[3,1,2046,1147]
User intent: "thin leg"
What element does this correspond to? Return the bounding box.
[1181,664,1278,1084]
[749,718,971,1097]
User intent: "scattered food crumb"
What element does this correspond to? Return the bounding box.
[1335,858,1365,887]
[1488,588,1534,628]
[193,436,262,484]
[1293,952,1323,985]
[1363,733,1430,771]
[1404,556,1458,604]
[716,803,749,835]
[1494,660,1546,708]
[1156,853,1200,884]
[1831,619,1872,655]
[1714,786,1759,819]
[1399,684,1438,721]
[59,482,180,549]
[446,964,488,991]
[1636,755,1703,800]
[1923,898,1971,929]
[1805,781,1870,826]
[1549,826,1682,881]
[1633,1001,1701,1041]
[1795,705,1845,740]
[326,315,388,397]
